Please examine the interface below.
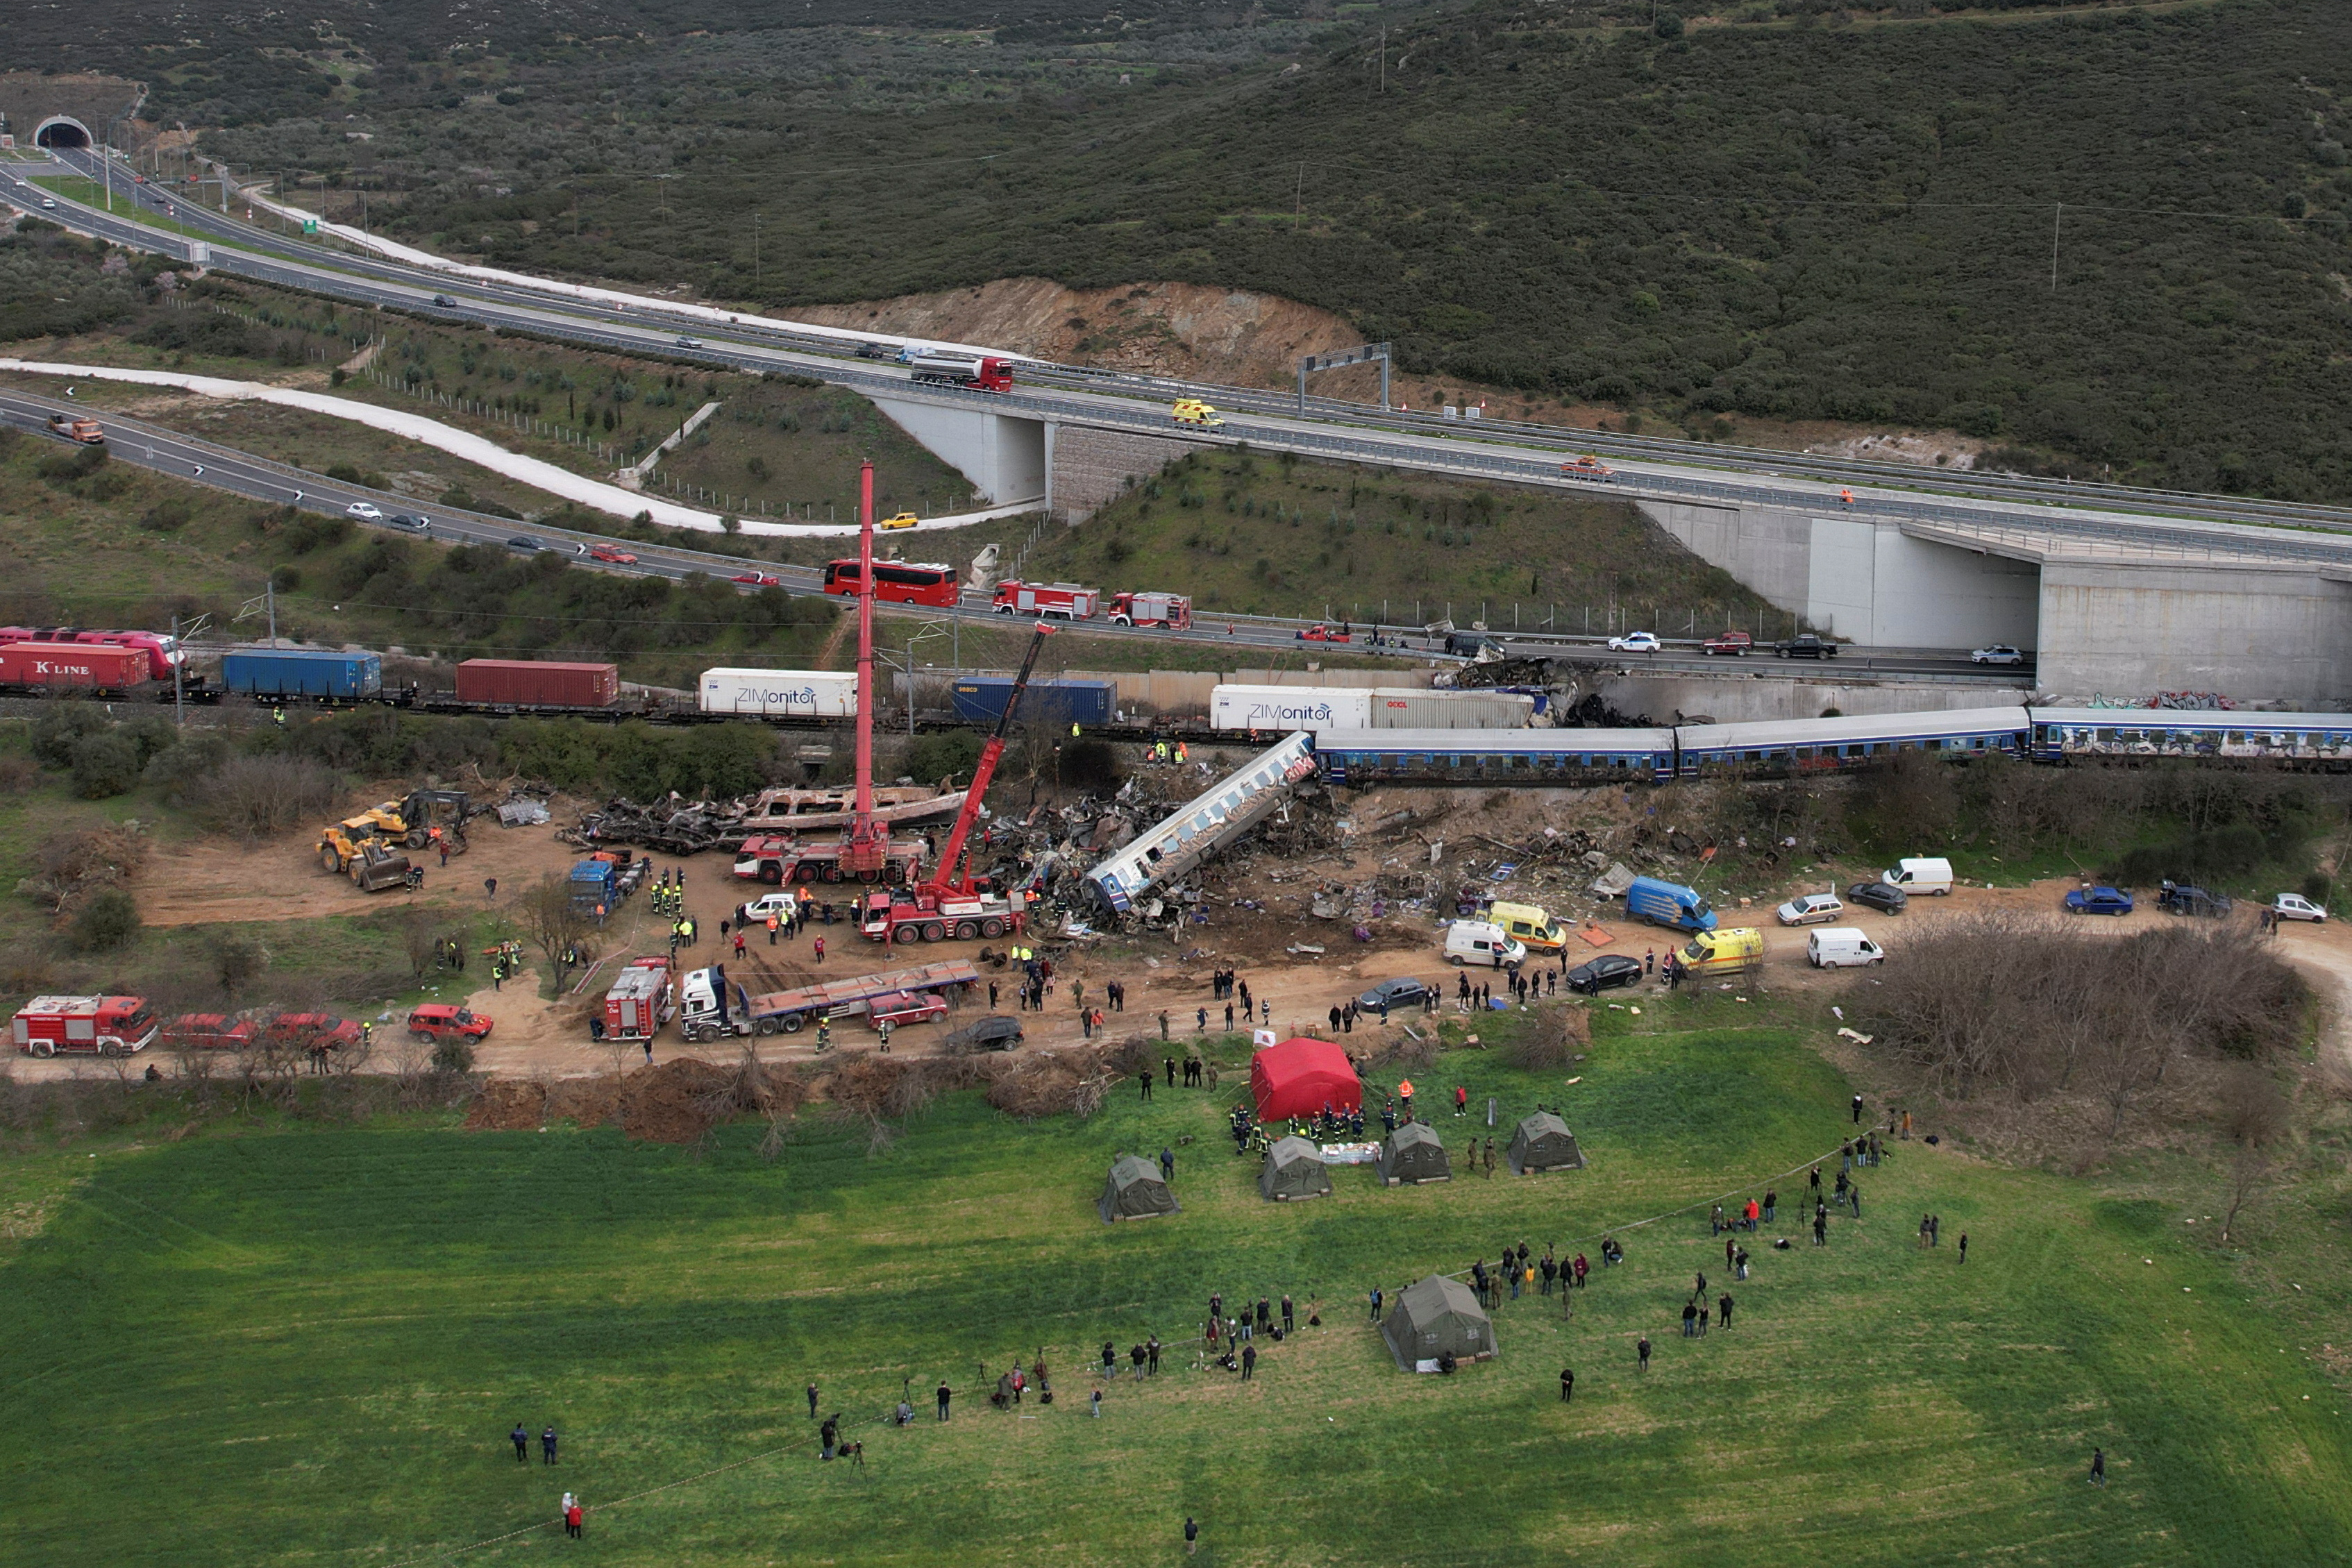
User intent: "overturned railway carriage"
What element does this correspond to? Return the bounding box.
[1084,732,1318,914]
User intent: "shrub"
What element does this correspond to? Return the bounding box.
[69,888,141,952]
[31,702,111,768]
[185,755,344,836]
[67,730,144,798]
[431,1036,477,1074]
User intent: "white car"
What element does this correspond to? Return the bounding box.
[344,502,384,521]
[1971,645,2026,666]
[1775,893,1847,927]
[1608,631,1661,653]
[2273,893,2328,922]
[740,891,799,923]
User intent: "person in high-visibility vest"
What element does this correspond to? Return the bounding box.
[1071,722,1082,739]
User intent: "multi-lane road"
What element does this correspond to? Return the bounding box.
[19,147,2352,555]
[2,151,2048,675]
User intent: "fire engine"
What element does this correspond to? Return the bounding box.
[991,580,1100,621]
[1107,591,1192,630]
[12,995,159,1057]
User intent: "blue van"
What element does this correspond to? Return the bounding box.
[1625,876,1717,933]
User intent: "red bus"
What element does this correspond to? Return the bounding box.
[823,560,959,608]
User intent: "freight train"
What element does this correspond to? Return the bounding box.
[16,632,2346,784]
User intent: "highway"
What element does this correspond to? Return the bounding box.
[17,151,2352,568]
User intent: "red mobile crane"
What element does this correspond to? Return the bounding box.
[840,459,897,883]
[858,618,1055,945]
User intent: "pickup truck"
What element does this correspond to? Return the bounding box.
[1702,631,1752,657]
[1775,634,1839,659]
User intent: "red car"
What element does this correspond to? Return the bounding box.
[732,571,783,588]
[587,543,639,564]
[1560,455,1618,483]
[1296,623,1353,643]
[407,1004,494,1043]
[1702,631,1753,657]
[160,1013,257,1052]
[264,1012,364,1055]
[865,990,948,1030]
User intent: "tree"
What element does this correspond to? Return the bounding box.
[2217,1067,2292,1245]
[516,872,593,995]
[208,932,266,1003]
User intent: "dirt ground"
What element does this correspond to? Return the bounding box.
[15,773,2351,1086]
[137,807,589,927]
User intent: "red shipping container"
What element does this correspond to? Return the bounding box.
[0,642,149,691]
[453,659,620,708]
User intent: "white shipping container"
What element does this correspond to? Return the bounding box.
[699,668,860,718]
[1368,688,1536,730]
[1209,684,1375,733]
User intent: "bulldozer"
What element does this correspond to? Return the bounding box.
[346,840,414,893]
[319,802,410,874]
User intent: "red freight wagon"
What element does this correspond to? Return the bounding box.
[453,659,620,708]
[0,641,149,693]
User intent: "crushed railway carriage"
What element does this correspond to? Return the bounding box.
[1670,707,2034,777]
[1313,728,1677,786]
[2028,709,2352,766]
[1085,732,1318,915]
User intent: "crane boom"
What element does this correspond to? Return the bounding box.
[929,621,1054,896]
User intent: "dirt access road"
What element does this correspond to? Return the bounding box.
[17,852,2349,1084]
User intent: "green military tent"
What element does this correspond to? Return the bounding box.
[1506,1112,1586,1175]
[1259,1135,1334,1202]
[1381,1274,1496,1371]
[1376,1120,1452,1186]
[1098,1154,1179,1222]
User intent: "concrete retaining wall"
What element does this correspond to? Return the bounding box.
[866,396,1046,506]
[1047,423,1197,523]
[1595,675,2033,725]
[2036,563,2352,705]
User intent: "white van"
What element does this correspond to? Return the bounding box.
[1444,921,1527,968]
[1881,857,1954,896]
[1807,928,1885,968]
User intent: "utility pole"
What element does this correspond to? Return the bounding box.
[2051,203,2062,292]
[1294,163,1304,230]
[1379,27,1386,93]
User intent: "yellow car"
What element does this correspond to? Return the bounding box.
[1171,398,1223,428]
[878,512,920,530]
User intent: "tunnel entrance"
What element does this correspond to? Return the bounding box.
[33,117,94,150]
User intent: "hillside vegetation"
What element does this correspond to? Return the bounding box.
[123,0,2352,501]
[1014,448,1782,629]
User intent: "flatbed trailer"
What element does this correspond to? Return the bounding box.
[675,959,980,1040]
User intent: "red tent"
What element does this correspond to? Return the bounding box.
[1250,1038,1363,1121]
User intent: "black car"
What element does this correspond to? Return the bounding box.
[387,512,430,532]
[1845,881,1907,915]
[2156,881,2231,918]
[505,535,545,553]
[944,1015,1024,1052]
[1566,954,1645,995]
[431,294,457,307]
[1356,977,1430,1013]
[1776,634,1839,659]
[855,342,894,360]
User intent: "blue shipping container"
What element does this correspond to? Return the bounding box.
[950,677,1115,729]
[221,648,383,700]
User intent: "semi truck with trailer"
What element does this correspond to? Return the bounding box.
[673,959,980,1040]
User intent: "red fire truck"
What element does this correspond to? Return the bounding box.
[991,580,1100,621]
[12,995,160,1057]
[1107,591,1192,630]
[600,957,675,1042]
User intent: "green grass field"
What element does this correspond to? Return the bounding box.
[3,1007,2347,1566]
